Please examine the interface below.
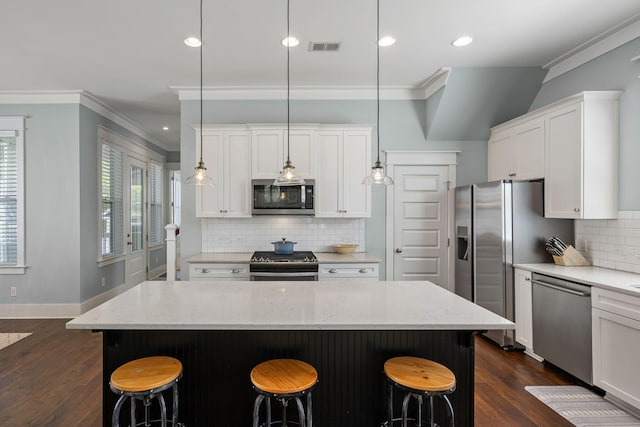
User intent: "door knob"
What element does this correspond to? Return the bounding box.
[395,248,403,253]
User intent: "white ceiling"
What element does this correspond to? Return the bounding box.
[2,0,640,151]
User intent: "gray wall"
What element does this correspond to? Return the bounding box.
[530,37,640,210]
[180,99,488,278]
[0,104,81,304]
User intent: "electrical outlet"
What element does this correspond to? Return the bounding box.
[10,287,17,297]
[101,277,106,287]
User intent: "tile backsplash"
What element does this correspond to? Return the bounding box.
[575,211,640,274]
[201,217,365,253]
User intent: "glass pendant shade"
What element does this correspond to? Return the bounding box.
[362,160,394,185]
[185,160,214,186]
[274,159,305,186]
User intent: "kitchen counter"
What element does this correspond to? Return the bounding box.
[185,252,382,263]
[515,263,640,296]
[67,280,508,426]
[67,280,510,330]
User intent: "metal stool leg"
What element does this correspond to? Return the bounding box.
[294,397,306,427]
[266,397,272,427]
[401,393,411,427]
[307,392,313,427]
[416,395,423,427]
[387,383,394,427]
[172,382,179,426]
[157,392,168,427]
[281,398,288,427]
[131,396,137,427]
[442,395,454,427]
[253,394,265,427]
[429,395,434,427]
[112,395,127,427]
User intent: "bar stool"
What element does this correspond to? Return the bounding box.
[110,356,183,427]
[250,358,318,427]
[384,356,456,427]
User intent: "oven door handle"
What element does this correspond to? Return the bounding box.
[250,272,318,277]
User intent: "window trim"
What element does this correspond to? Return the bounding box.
[0,117,26,274]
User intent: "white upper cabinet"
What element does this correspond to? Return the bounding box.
[195,127,252,218]
[545,92,620,219]
[316,127,372,218]
[487,91,621,219]
[251,126,317,179]
[487,117,544,181]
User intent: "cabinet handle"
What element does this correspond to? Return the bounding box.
[573,208,580,213]
[201,268,209,274]
[525,277,531,281]
[219,210,224,213]
[231,268,240,274]
[508,173,516,177]
[395,248,403,253]
[359,268,367,273]
[328,268,337,273]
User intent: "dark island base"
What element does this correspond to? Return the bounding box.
[102,329,478,426]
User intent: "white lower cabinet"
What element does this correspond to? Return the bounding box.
[318,263,379,281]
[514,268,534,351]
[592,287,640,410]
[189,263,250,281]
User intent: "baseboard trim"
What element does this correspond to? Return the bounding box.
[0,282,133,319]
[148,265,166,280]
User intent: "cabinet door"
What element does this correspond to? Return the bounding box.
[487,129,514,181]
[315,132,342,217]
[513,119,544,180]
[224,132,252,217]
[288,129,317,179]
[196,132,224,217]
[342,131,371,217]
[252,130,284,179]
[545,102,583,218]
[593,307,640,409]
[514,268,533,349]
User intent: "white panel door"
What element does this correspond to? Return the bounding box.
[487,129,513,181]
[224,132,252,217]
[197,132,224,217]
[513,119,545,180]
[125,157,148,287]
[342,131,370,218]
[393,165,449,288]
[315,132,342,217]
[287,129,316,179]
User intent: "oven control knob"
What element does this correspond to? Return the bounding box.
[232,269,240,274]
[201,269,209,274]
[329,268,337,273]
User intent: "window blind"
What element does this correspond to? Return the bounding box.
[148,161,163,246]
[101,144,123,257]
[0,137,17,265]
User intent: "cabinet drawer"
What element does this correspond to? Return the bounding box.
[189,263,250,280]
[319,263,379,279]
[592,288,640,322]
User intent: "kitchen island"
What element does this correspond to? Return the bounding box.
[67,280,513,426]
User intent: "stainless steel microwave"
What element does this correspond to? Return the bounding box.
[252,179,315,215]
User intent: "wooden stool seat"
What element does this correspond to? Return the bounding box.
[251,358,318,394]
[384,356,455,392]
[111,356,183,393]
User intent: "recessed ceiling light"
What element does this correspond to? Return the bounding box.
[282,36,299,47]
[378,36,396,47]
[452,36,473,47]
[162,126,169,131]
[184,36,202,47]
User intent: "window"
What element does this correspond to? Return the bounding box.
[100,143,124,259]
[148,161,163,246]
[0,117,25,273]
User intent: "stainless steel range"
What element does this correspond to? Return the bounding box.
[250,251,318,281]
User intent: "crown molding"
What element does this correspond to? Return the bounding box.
[419,68,451,100]
[0,90,170,152]
[543,13,640,83]
[172,85,424,101]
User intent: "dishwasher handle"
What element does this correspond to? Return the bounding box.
[531,279,589,297]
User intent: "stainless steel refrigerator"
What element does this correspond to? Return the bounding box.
[454,180,574,348]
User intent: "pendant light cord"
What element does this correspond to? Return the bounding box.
[376,0,381,165]
[199,0,204,164]
[286,0,291,163]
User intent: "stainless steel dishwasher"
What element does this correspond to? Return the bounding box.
[532,272,592,384]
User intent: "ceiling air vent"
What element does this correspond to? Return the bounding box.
[309,42,341,52]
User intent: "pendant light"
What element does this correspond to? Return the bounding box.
[274,0,305,186]
[362,0,394,186]
[185,0,214,186]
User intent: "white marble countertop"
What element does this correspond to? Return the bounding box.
[515,263,640,296]
[66,280,513,331]
[185,252,382,264]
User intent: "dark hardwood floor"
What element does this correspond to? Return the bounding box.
[1,319,577,426]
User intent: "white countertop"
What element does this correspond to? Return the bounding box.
[185,252,382,264]
[515,263,640,296]
[66,280,513,331]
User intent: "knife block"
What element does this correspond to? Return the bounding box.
[552,245,590,266]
